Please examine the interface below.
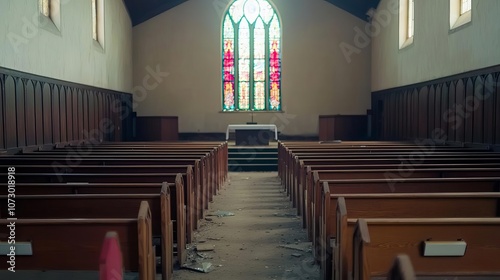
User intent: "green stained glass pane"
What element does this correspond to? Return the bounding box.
[229,0,245,23]
[258,0,274,24]
[254,18,265,59]
[244,0,259,24]
[239,82,250,110]
[239,59,250,81]
[254,59,265,81]
[223,15,234,38]
[254,82,265,110]
[238,20,250,59]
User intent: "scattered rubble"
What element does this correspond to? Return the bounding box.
[207,210,235,217]
[182,262,214,273]
[196,244,215,252]
[277,242,312,252]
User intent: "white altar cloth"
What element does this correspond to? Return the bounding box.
[226,124,278,140]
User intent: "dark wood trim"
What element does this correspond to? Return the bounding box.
[373,64,500,95]
[0,67,133,151]
[372,64,500,146]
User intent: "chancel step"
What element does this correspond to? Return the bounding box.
[228,147,277,172]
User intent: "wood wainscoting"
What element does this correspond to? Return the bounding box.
[372,65,500,147]
[0,67,133,152]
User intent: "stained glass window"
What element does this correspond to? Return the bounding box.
[222,0,281,111]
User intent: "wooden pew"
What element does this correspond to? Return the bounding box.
[278,141,490,186]
[289,154,500,208]
[5,170,196,244]
[353,218,500,280]
[323,188,500,280]
[0,183,175,279]
[0,201,155,280]
[83,141,228,184]
[0,178,187,271]
[0,164,205,231]
[311,175,500,263]
[297,163,500,229]
[285,151,500,207]
[0,157,209,219]
[26,144,226,195]
[100,232,124,280]
[308,168,500,244]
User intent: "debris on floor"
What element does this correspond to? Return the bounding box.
[207,237,221,241]
[278,242,312,252]
[209,210,235,217]
[273,212,297,217]
[196,244,215,252]
[182,262,214,273]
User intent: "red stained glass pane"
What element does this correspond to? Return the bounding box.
[223,15,235,111]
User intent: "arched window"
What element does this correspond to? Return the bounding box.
[222,0,281,111]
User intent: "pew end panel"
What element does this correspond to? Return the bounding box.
[354,218,500,279]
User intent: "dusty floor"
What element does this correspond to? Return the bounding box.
[173,172,320,280]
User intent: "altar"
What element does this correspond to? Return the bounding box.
[226,124,278,146]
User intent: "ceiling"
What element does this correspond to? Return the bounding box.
[123,0,381,27]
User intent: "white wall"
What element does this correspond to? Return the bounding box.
[0,0,133,92]
[372,0,500,91]
[132,0,372,135]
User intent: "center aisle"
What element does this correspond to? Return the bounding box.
[173,172,320,280]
